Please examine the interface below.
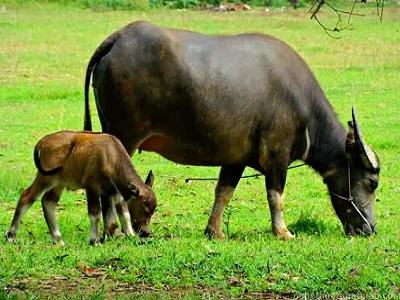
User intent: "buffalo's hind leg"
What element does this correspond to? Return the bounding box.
[205,165,245,239]
[41,187,64,245]
[6,176,47,243]
[262,159,295,240]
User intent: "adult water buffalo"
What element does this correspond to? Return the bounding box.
[84,21,380,239]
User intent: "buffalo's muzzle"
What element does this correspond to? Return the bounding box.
[345,223,376,236]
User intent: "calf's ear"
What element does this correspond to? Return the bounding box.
[145,170,154,188]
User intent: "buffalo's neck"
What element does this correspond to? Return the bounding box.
[305,101,347,176]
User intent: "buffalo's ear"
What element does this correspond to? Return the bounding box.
[346,121,356,153]
[145,170,154,188]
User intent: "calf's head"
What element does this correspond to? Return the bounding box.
[127,170,157,237]
[325,108,380,236]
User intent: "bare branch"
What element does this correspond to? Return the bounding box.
[376,0,384,22]
[310,0,384,37]
[348,0,357,24]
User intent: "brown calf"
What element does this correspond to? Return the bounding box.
[5,131,156,245]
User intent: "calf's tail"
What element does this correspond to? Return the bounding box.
[33,144,63,176]
[84,31,120,131]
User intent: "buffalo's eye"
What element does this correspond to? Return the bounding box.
[369,179,378,191]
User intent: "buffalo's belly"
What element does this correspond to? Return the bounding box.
[137,134,252,166]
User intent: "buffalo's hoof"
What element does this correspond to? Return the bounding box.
[5,231,15,243]
[53,238,65,246]
[52,235,65,246]
[204,227,225,240]
[273,227,295,240]
[54,240,66,246]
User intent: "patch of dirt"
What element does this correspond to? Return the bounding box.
[4,276,295,299]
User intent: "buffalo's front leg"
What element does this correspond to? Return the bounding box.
[205,165,245,239]
[266,189,294,240]
[264,162,294,240]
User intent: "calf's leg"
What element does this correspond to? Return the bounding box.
[86,189,101,245]
[112,178,142,237]
[41,187,64,245]
[101,194,134,241]
[114,194,134,236]
[6,177,47,242]
[204,165,245,239]
[101,194,118,242]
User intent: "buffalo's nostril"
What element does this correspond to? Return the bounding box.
[362,224,374,236]
[353,224,374,236]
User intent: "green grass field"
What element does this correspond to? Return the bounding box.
[0,2,399,299]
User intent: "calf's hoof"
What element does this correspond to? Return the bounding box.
[204,226,225,240]
[124,230,135,237]
[89,239,100,246]
[100,232,116,243]
[5,231,16,243]
[273,227,295,240]
[105,223,118,236]
[89,238,101,246]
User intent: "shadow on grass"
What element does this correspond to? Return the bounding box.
[288,210,332,236]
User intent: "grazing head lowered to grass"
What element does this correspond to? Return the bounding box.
[324,110,380,236]
[83,21,379,239]
[5,131,156,245]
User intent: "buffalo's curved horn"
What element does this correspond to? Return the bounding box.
[352,107,379,170]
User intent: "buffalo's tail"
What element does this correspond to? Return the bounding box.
[84,31,120,131]
[33,144,63,176]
